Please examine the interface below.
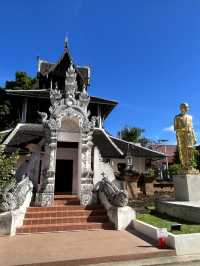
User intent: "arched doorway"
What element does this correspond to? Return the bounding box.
[55,118,81,195]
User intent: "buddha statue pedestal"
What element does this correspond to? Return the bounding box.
[174,170,200,201]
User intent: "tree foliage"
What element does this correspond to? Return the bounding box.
[117,125,151,146]
[191,148,200,170]
[0,71,35,131]
[168,164,181,177]
[0,88,20,130]
[5,71,36,90]
[170,147,200,175]
[0,136,19,189]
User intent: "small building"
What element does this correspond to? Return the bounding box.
[3,42,165,207]
[150,144,177,179]
[150,144,177,165]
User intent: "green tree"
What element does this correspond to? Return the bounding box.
[191,148,200,170]
[168,164,181,177]
[117,125,151,146]
[139,137,152,147]
[6,71,36,90]
[0,71,35,131]
[0,88,20,131]
[0,136,19,189]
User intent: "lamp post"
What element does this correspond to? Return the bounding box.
[158,139,169,179]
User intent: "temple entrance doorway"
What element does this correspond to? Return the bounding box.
[56,117,81,196]
[55,160,73,193]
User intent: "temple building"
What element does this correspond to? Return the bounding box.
[3,41,164,208]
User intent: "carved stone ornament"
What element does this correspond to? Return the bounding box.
[0,176,33,212]
[38,65,95,133]
[80,184,94,205]
[35,192,54,207]
[98,175,129,207]
[37,63,97,206]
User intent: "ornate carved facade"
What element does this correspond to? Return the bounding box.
[3,42,165,208]
[35,63,96,206]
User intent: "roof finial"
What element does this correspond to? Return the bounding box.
[37,56,41,72]
[64,36,68,50]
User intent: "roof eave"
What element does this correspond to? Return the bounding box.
[110,136,166,159]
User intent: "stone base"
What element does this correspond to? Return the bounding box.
[155,200,200,223]
[174,174,200,201]
[0,190,32,236]
[99,189,136,230]
[35,192,54,207]
[80,184,94,206]
[178,169,200,175]
[108,206,136,230]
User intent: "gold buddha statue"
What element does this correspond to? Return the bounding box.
[174,103,196,171]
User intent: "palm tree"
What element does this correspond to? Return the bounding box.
[118,126,150,146]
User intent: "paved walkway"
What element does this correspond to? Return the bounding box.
[88,254,200,266]
[0,229,175,266]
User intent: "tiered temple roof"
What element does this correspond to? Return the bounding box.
[3,41,165,160]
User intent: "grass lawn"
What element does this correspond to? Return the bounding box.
[137,210,200,234]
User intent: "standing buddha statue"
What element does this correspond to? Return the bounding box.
[174,103,197,171]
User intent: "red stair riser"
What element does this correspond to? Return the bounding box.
[16,223,113,234]
[27,205,104,212]
[54,201,80,206]
[17,195,113,234]
[25,209,106,219]
[23,216,109,225]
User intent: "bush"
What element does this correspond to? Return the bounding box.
[168,164,181,177]
[147,168,156,177]
[0,137,19,189]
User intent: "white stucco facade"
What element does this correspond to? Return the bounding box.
[93,147,115,186]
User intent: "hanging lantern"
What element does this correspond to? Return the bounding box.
[125,144,133,169]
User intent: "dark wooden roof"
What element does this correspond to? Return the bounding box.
[39,44,90,86]
[6,89,116,103]
[40,62,55,76]
[6,89,117,119]
[6,89,50,99]
[40,61,90,86]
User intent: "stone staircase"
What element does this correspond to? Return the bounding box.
[16,194,114,234]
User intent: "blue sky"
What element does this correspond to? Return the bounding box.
[1,0,200,144]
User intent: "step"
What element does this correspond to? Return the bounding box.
[53,199,80,206]
[25,209,107,219]
[27,205,104,212]
[53,201,80,206]
[23,216,109,225]
[16,222,114,234]
[54,194,79,200]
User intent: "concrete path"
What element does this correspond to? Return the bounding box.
[0,230,175,266]
[89,254,200,266]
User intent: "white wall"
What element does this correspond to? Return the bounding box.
[57,118,81,142]
[133,219,200,255]
[15,153,41,190]
[93,147,115,187]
